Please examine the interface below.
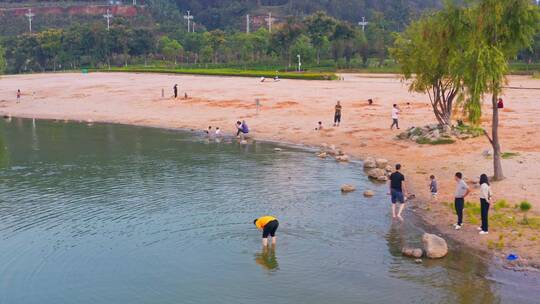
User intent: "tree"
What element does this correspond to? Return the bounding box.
[158,36,183,64]
[270,17,304,67]
[290,34,316,65]
[305,11,336,64]
[391,5,464,127]
[457,0,538,180]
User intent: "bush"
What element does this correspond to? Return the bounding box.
[494,199,510,211]
[520,201,532,212]
[502,152,520,159]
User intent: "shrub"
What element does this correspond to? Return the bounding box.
[520,201,532,212]
[502,152,520,159]
[494,199,510,211]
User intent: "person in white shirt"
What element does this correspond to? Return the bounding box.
[390,104,400,130]
[215,127,221,137]
[479,174,492,235]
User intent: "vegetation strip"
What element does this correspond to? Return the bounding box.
[92,67,337,80]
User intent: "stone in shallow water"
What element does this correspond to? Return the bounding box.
[363,190,375,197]
[341,184,356,193]
[423,233,448,259]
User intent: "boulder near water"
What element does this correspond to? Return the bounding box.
[422,233,448,259]
[341,184,356,193]
[363,190,375,197]
[363,157,377,169]
[402,247,423,259]
[367,168,386,181]
[375,158,388,169]
[335,155,350,162]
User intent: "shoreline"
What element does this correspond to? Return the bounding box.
[5,114,534,273]
[1,72,539,271]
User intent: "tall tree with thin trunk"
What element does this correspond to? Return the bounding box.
[456,0,538,180]
[391,4,465,127]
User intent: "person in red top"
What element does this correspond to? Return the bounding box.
[497,98,504,109]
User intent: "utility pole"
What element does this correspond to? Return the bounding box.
[184,10,193,32]
[265,12,275,33]
[103,9,113,31]
[358,16,368,32]
[25,9,35,33]
[192,22,195,33]
[246,14,250,33]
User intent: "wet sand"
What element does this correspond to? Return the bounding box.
[1,72,539,266]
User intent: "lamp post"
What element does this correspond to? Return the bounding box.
[297,54,301,72]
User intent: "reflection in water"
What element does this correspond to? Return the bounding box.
[255,246,279,272]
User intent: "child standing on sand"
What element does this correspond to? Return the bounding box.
[429,175,438,201]
[334,101,342,127]
[16,90,21,103]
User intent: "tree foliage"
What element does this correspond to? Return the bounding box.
[391,3,464,126]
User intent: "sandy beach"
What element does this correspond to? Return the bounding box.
[1,72,539,266]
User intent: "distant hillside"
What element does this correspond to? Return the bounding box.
[162,0,442,31]
[0,0,442,36]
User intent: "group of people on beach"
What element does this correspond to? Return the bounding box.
[387,164,492,235]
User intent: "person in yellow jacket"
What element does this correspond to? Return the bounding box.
[253,216,279,246]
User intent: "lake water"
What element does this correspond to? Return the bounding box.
[0,118,537,304]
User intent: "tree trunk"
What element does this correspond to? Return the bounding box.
[317,49,320,65]
[491,93,504,180]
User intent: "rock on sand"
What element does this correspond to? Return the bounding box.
[422,233,448,259]
[341,184,356,193]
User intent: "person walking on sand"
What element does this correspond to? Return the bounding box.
[334,101,342,127]
[254,216,279,247]
[389,164,407,221]
[173,84,178,99]
[478,174,492,235]
[390,104,400,130]
[16,90,21,103]
[453,172,470,230]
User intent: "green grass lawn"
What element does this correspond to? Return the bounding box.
[92,66,338,81]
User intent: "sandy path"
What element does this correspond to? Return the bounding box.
[1,72,539,265]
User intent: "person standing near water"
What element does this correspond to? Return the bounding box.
[16,90,21,103]
[478,174,492,235]
[390,104,400,130]
[254,216,279,246]
[334,101,342,127]
[173,84,178,99]
[389,164,407,221]
[453,172,470,230]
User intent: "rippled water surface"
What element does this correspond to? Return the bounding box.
[0,119,536,304]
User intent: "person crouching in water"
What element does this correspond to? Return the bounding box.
[236,120,249,139]
[254,216,279,247]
